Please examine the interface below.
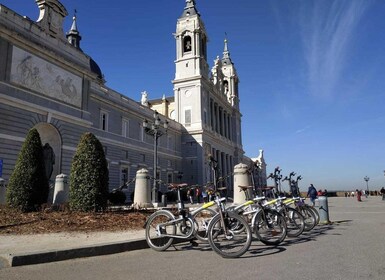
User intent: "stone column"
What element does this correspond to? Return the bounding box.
[52,174,68,205]
[133,168,153,209]
[233,163,252,204]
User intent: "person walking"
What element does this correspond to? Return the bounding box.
[356,189,362,202]
[380,187,385,200]
[187,188,194,204]
[307,184,317,206]
[195,187,201,204]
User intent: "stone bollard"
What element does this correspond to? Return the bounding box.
[0,178,6,205]
[133,168,153,209]
[317,196,330,224]
[233,163,252,204]
[53,174,69,205]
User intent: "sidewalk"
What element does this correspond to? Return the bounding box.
[0,230,148,267]
[0,202,201,267]
[1,196,384,268]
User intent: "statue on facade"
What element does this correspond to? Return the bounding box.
[43,143,55,180]
[141,91,149,107]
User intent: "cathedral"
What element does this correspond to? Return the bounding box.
[0,0,266,200]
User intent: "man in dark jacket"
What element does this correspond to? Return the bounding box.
[307,184,317,206]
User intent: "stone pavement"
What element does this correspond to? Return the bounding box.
[0,196,384,268]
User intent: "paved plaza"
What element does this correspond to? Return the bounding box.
[0,196,384,279]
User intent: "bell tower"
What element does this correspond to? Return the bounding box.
[174,0,209,81]
[173,0,209,129]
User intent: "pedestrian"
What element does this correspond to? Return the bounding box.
[307,184,317,206]
[207,188,213,201]
[202,189,208,203]
[356,189,362,202]
[187,188,194,204]
[380,187,385,200]
[317,189,324,196]
[195,187,201,203]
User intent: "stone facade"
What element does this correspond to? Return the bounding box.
[0,0,266,201]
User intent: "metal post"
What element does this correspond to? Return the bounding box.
[143,110,168,205]
[153,132,158,203]
[364,176,369,196]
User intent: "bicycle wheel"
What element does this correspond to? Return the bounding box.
[253,208,287,246]
[299,205,317,231]
[208,212,252,258]
[145,210,176,251]
[281,207,305,237]
[192,208,217,242]
[307,205,320,225]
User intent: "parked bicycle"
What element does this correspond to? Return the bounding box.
[228,185,287,246]
[144,155,252,258]
[144,181,217,251]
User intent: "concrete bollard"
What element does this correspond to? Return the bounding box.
[233,163,252,204]
[0,178,6,205]
[133,168,153,209]
[317,196,330,224]
[52,174,69,205]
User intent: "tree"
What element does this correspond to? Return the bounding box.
[69,132,109,211]
[6,128,49,212]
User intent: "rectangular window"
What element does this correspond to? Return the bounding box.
[185,109,191,126]
[122,118,129,137]
[203,110,207,125]
[129,120,140,140]
[120,166,129,186]
[167,173,173,184]
[100,110,109,131]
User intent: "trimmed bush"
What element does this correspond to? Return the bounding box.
[69,132,109,211]
[6,128,49,212]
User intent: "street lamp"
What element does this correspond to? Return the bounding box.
[364,176,369,196]
[143,110,168,204]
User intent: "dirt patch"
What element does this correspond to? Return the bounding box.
[0,205,152,235]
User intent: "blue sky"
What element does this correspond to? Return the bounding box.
[2,0,385,191]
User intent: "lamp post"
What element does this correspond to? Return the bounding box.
[364,176,369,196]
[143,110,168,204]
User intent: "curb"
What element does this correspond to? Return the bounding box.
[0,237,193,267]
[1,238,148,267]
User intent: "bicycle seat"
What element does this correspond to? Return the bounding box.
[237,185,254,191]
[260,186,275,190]
[168,183,188,190]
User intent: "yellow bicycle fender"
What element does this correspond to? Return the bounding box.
[202,201,215,209]
[283,198,294,204]
[244,200,254,206]
[264,199,277,206]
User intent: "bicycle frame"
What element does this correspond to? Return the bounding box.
[149,193,220,240]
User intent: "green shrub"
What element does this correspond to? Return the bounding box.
[69,132,109,211]
[6,128,49,212]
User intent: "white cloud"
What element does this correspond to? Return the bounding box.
[299,0,372,98]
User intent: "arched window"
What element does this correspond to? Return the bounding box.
[223,80,229,94]
[183,36,192,53]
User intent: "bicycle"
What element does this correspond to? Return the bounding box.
[283,173,320,227]
[228,185,287,246]
[265,169,305,237]
[282,173,317,231]
[144,182,217,251]
[205,155,252,258]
